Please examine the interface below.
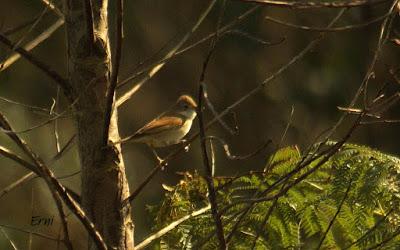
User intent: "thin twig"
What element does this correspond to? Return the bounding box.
[0,143,81,202]
[202,82,238,135]
[360,119,400,124]
[0,96,54,116]
[3,12,49,36]
[234,0,390,8]
[198,85,227,250]
[363,7,397,107]
[229,107,294,246]
[316,178,353,249]
[210,139,216,176]
[265,12,390,32]
[0,111,71,134]
[9,6,49,55]
[115,0,218,107]
[53,87,61,153]
[0,18,64,71]
[264,106,295,172]
[115,5,259,104]
[0,33,73,100]
[224,30,285,45]
[49,88,72,250]
[135,205,211,249]
[0,173,33,199]
[225,203,253,244]
[206,136,271,160]
[50,186,73,250]
[193,205,248,248]
[1,74,100,134]
[307,0,398,165]
[250,185,285,249]
[40,0,64,17]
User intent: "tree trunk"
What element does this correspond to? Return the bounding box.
[63,0,134,249]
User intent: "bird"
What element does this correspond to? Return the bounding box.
[113,95,197,154]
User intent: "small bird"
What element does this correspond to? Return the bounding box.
[114,95,197,149]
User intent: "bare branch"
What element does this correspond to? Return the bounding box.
[135,205,211,250]
[234,0,390,8]
[103,0,123,146]
[198,85,226,249]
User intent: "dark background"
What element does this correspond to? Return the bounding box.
[0,0,399,249]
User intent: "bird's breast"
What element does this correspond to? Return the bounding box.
[148,119,193,147]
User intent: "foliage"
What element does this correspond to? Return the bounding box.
[148,143,400,249]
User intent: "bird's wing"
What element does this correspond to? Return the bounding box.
[136,116,184,136]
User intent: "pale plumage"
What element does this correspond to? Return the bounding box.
[116,95,197,147]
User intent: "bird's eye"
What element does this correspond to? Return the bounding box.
[184,104,188,109]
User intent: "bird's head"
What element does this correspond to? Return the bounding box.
[175,95,197,120]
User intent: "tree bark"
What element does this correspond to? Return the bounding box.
[63,0,134,249]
